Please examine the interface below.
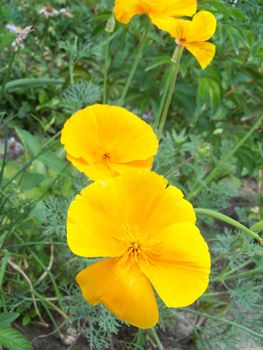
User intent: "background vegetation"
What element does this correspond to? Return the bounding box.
[0,0,262,349]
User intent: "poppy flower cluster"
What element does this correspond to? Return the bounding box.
[114,0,217,69]
[61,104,210,328]
[60,0,216,331]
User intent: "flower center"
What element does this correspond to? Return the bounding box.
[102,152,111,161]
[128,241,141,255]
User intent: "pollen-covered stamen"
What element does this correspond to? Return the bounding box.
[128,241,141,255]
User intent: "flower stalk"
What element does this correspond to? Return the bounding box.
[194,208,262,243]
[103,33,110,104]
[0,49,18,102]
[157,45,184,139]
[118,19,151,105]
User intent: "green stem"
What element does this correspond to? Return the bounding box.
[189,113,263,199]
[103,33,110,104]
[182,309,263,339]
[69,57,74,85]
[0,250,9,311]
[118,19,150,106]
[0,49,17,102]
[195,208,262,243]
[154,66,174,128]
[157,45,184,139]
[150,328,164,350]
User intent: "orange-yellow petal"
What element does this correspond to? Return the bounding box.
[61,104,158,181]
[77,258,159,328]
[142,185,196,236]
[108,157,153,174]
[67,184,125,258]
[114,0,145,24]
[67,154,116,180]
[183,41,216,69]
[141,223,210,307]
[152,0,197,18]
[151,15,191,41]
[67,171,167,257]
[186,11,217,43]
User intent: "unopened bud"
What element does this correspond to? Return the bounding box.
[105,14,115,33]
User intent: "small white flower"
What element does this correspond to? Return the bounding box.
[6,24,21,34]
[6,24,33,49]
[39,5,59,18]
[59,8,73,18]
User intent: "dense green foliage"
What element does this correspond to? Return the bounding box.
[0,0,262,349]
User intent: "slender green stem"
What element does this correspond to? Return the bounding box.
[157,45,184,139]
[0,126,8,188]
[182,309,263,339]
[150,328,164,350]
[118,20,151,106]
[103,33,110,104]
[0,49,17,102]
[0,250,9,311]
[189,113,263,199]
[195,208,262,243]
[69,57,74,85]
[154,66,174,128]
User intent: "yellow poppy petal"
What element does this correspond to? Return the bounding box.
[77,258,159,328]
[153,0,197,18]
[186,11,217,42]
[141,223,210,307]
[67,154,116,180]
[67,183,125,258]
[108,157,153,174]
[149,14,178,34]
[142,185,196,236]
[151,16,192,41]
[183,41,216,69]
[67,171,168,257]
[61,104,158,180]
[114,0,145,24]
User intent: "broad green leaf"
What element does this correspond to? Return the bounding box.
[20,173,45,191]
[251,221,263,234]
[0,327,32,350]
[15,128,41,157]
[38,151,66,173]
[0,313,19,328]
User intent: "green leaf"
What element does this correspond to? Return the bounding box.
[0,327,32,350]
[20,173,45,191]
[251,221,263,234]
[5,78,64,93]
[0,313,19,328]
[15,128,41,157]
[39,151,66,173]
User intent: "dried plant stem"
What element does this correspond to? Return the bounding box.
[8,259,49,327]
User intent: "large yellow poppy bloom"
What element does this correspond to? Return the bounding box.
[152,11,217,69]
[114,0,197,25]
[61,104,158,181]
[67,171,210,328]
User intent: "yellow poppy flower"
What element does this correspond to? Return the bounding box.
[61,104,158,181]
[151,11,217,69]
[113,0,197,25]
[67,171,210,328]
